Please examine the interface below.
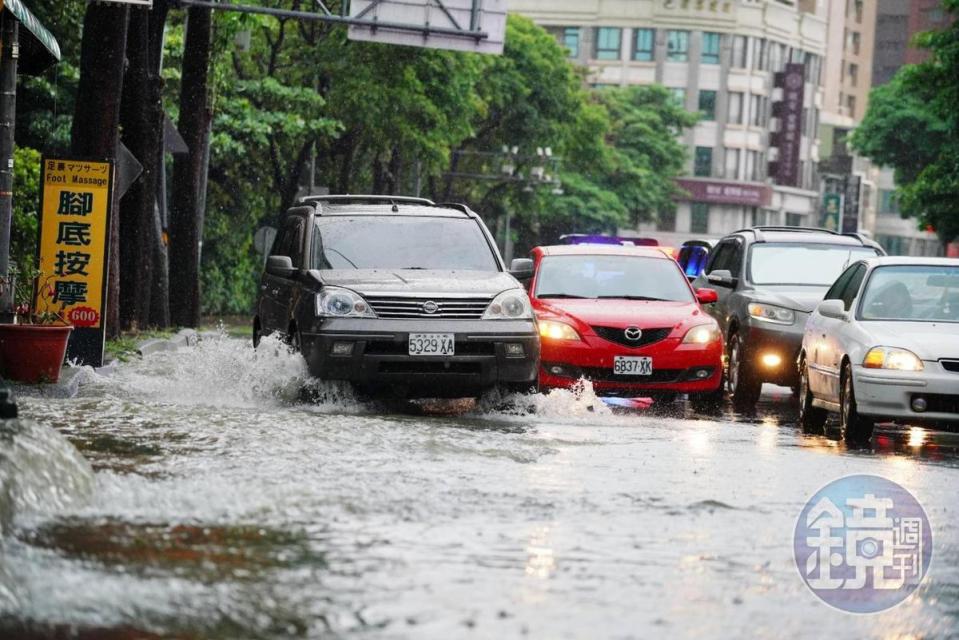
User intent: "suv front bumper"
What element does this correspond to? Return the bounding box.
[301,318,539,396]
[742,318,806,386]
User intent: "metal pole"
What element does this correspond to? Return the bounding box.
[0,13,18,322]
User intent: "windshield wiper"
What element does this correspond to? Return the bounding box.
[324,248,358,269]
[596,295,669,301]
[538,293,589,299]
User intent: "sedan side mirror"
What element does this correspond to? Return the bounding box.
[706,269,736,288]
[266,255,295,278]
[509,258,534,281]
[696,288,718,305]
[817,299,847,320]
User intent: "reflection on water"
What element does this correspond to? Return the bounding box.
[1,337,957,639]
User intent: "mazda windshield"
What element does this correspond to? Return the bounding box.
[535,255,693,302]
[312,216,499,271]
[749,243,879,286]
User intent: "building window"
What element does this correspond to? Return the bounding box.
[702,32,720,64]
[690,203,710,234]
[562,27,580,58]
[853,0,863,24]
[698,90,717,120]
[849,63,859,87]
[752,208,767,226]
[595,27,622,60]
[849,31,861,55]
[753,38,767,71]
[879,190,900,215]
[633,28,655,61]
[658,209,677,232]
[750,95,766,127]
[728,92,744,125]
[786,213,804,227]
[846,94,857,116]
[724,148,740,179]
[694,147,713,177]
[745,150,757,181]
[732,35,747,68]
[670,87,686,106]
[667,30,689,61]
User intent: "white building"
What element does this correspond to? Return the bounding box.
[510,0,828,244]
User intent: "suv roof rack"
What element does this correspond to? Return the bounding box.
[732,225,877,246]
[299,194,436,207]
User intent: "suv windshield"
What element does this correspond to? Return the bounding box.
[860,265,959,323]
[535,255,693,302]
[749,243,878,286]
[312,216,498,271]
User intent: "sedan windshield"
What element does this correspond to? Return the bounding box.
[860,265,959,322]
[312,216,498,271]
[749,243,879,286]
[535,255,693,302]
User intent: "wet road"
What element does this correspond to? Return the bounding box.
[2,334,958,639]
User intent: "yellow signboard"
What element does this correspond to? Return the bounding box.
[36,159,113,334]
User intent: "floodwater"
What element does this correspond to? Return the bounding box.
[1,334,958,639]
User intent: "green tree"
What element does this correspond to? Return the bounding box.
[10,147,42,278]
[851,0,959,244]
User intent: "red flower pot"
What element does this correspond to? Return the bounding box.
[0,324,73,383]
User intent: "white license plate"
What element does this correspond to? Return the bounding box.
[613,356,653,376]
[408,333,455,356]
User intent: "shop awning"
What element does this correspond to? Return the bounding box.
[0,0,61,75]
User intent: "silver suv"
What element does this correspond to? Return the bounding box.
[254,195,540,398]
[690,226,883,411]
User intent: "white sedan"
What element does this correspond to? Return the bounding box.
[798,257,959,441]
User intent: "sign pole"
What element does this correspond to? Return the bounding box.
[0,11,18,322]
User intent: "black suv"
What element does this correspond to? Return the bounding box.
[254,195,540,398]
[690,227,884,410]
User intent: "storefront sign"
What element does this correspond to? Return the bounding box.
[821,193,842,231]
[842,175,861,234]
[36,158,114,367]
[676,178,772,207]
[771,63,805,187]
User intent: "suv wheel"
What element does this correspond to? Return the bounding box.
[840,362,873,443]
[798,356,827,433]
[727,332,761,411]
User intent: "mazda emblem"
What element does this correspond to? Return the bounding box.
[422,300,439,314]
[624,326,643,341]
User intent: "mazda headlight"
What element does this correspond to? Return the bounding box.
[748,303,796,325]
[316,287,376,318]
[483,290,532,320]
[538,319,581,341]
[682,322,721,345]
[863,347,924,371]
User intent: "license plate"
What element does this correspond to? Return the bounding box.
[408,333,455,356]
[613,356,653,376]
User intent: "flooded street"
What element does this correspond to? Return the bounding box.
[2,335,959,639]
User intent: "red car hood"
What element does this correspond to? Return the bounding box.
[536,298,707,329]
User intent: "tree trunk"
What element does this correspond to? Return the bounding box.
[169,7,213,328]
[71,4,130,339]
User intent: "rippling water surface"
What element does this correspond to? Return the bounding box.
[2,334,958,639]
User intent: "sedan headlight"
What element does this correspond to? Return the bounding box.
[682,322,721,345]
[538,319,581,341]
[316,287,376,318]
[748,303,796,325]
[863,347,924,371]
[483,289,532,320]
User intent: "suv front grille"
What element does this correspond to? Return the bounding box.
[591,326,672,348]
[365,295,492,319]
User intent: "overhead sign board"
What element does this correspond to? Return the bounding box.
[36,158,115,367]
[348,0,506,55]
[676,178,772,207]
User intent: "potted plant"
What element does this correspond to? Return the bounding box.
[0,268,73,383]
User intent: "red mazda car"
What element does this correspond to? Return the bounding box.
[528,245,724,410]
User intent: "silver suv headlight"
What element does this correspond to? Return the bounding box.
[483,289,533,320]
[748,302,796,325]
[315,287,376,318]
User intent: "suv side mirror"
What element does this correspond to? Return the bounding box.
[817,299,847,320]
[266,255,295,278]
[509,258,534,281]
[706,269,736,288]
[696,288,718,305]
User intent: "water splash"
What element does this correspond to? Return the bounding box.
[475,379,611,419]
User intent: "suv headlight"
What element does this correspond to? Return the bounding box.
[748,303,796,325]
[863,347,924,371]
[483,289,532,320]
[316,287,376,318]
[682,322,721,345]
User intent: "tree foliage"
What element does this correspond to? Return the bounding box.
[851,0,959,243]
